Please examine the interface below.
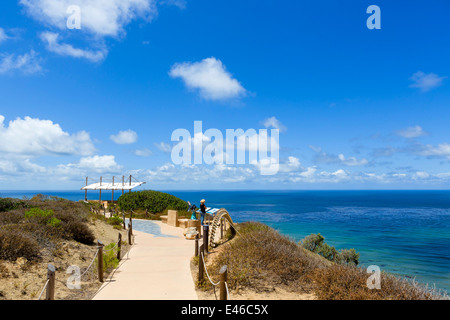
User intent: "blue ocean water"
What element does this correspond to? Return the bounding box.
[1,189,449,293]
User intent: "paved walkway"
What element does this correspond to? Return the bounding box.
[92,220,198,300]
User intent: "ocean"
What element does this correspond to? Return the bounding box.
[1,189,449,293]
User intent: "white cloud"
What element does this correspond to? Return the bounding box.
[337,154,369,166]
[262,116,287,132]
[110,129,138,144]
[73,155,122,172]
[155,142,172,153]
[40,31,106,62]
[169,57,247,100]
[318,169,350,182]
[413,171,430,180]
[134,148,152,157]
[0,28,9,43]
[40,31,107,62]
[0,50,43,75]
[409,71,446,92]
[20,0,158,38]
[0,115,95,156]
[418,143,450,159]
[396,125,427,139]
[311,146,368,167]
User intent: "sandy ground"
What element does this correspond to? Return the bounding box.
[0,218,129,300]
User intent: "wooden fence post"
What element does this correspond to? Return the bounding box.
[203,225,209,254]
[220,265,228,300]
[117,233,122,260]
[97,240,104,282]
[122,212,126,229]
[46,264,56,300]
[198,244,204,284]
[128,223,133,245]
[195,235,199,257]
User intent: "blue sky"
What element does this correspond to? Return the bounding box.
[0,0,450,190]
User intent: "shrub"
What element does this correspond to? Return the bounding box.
[98,243,120,272]
[46,217,62,228]
[300,233,359,266]
[0,229,40,261]
[118,190,189,213]
[62,220,95,244]
[24,208,54,220]
[310,264,446,300]
[107,214,123,227]
[208,222,328,292]
[0,198,28,212]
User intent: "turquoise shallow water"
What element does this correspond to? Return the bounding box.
[1,189,449,293]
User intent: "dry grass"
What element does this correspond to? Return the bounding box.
[200,221,449,300]
[0,195,130,300]
[0,197,95,262]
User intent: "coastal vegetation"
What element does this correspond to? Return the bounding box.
[0,194,129,300]
[300,233,360,266]
[201,221,448,300]
[117,190,190,219]
[0,195,95,262]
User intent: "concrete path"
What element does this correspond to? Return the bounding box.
[92,220,198,300]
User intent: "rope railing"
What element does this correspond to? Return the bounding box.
[80,247,100,278]
[36,279,50,300]
[199,251,230,300]
[200,252,220,286]
[36,229,130,300]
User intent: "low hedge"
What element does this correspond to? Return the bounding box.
[117,190,189,213]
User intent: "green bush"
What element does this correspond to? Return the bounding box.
[107,214,123,226]
[299,233,359,266]
[97,243,120,272]
[117,190,189,213]
[0,198,28,212]
[24,208,54,220]
[46,217,62,228]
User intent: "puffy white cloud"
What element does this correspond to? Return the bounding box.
[413,171,430,180]
[318,169,350,182]
[20,0,158,38]
[262,116,287,132]
[396,125,428,139]
[76,155,121,171]
[0,115,95,156]
[40,31,107,62]
[0,50,43,75]
[134,148,152,157]
[337,154,368,166]
[169,57,247,100]
[407,142,450,160]
[409,71,446,92]
[110,129,138,144]
[155,142,172,153]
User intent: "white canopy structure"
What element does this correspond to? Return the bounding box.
[81,175,146,202]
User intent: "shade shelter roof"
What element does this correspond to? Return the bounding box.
[81,181,145,190]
